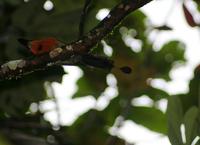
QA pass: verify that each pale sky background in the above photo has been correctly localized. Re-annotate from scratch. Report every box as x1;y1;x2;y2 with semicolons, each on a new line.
36;0;200;145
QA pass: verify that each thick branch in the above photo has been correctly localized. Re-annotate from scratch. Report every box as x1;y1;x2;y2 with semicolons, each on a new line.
0;0;153;81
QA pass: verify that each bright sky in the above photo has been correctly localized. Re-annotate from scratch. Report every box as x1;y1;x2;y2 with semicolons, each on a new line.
37;0;200;145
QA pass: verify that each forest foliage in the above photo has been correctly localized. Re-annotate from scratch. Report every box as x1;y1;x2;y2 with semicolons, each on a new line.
0;0;200;145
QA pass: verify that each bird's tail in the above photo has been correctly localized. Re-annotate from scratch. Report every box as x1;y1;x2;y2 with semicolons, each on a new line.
80;54;132;74
18;38;30;48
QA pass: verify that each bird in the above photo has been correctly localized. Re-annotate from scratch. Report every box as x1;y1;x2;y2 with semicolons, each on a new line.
18;37;65;55
18;37;132;74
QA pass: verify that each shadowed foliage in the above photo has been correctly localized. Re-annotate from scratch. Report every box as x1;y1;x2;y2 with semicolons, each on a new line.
0;0;200;145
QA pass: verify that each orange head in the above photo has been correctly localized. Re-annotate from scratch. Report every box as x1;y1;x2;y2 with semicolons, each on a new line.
30;37;61;55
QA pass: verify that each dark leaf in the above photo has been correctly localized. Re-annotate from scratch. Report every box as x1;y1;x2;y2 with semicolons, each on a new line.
184;107;199;145
128;106;167;134
167;96;183;145
73;68;108;98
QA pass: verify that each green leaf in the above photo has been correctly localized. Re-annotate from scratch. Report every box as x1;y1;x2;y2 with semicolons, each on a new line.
103;97;122;125
143;87;170;101
167;96;184;145
187;66;200;109
184;106;199;145
179;65;200;113
69;109;115;145
73;68;108;98
128;106;167;134
160;41;185;61
73;76;96;97
193;0;200;12
0;134;10;145
149;40;186;80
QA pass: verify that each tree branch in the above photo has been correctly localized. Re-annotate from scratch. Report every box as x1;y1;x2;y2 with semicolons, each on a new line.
0;0;153;81
79;0;93;38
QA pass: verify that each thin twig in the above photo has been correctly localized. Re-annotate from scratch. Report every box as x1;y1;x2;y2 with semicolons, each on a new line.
79;0;93;38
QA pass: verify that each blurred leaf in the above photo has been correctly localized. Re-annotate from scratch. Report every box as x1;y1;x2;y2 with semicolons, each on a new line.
183;106;199;145
189;65;200;107
167;96;183;145
3;130;48;145
179;65;200;113
69;109;125;145
149;40;185;80
0;134;11;145
73;68;108;98
193;0;200;12
128;106;167;134
142;87;170;101
70;109;108;143
122;10;147;40
158;40;185;64
103;97;122;125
